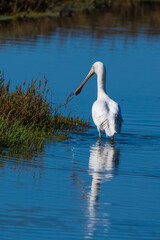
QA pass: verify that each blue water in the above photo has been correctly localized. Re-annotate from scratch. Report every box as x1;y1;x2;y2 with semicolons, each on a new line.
0;13;160;239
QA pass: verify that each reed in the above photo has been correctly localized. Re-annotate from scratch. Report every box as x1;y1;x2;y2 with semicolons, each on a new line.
0;72;89;150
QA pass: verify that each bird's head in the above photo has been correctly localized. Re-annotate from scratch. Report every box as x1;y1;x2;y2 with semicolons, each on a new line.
92;61;105;75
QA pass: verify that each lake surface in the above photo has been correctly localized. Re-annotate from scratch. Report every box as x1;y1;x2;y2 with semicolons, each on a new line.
0;9;160;240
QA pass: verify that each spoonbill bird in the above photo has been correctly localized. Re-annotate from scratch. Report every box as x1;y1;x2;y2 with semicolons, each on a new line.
74;61;123;139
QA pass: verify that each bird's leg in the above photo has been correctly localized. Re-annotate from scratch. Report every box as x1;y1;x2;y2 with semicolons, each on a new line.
98;129;102;139
111;136;114;143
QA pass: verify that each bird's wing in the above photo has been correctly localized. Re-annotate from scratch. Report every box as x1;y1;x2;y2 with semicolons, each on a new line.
92;100;112;135
92;100;123;136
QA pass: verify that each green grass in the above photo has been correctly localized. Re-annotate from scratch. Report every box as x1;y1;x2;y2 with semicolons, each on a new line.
0;117;45;149
0;72;89;151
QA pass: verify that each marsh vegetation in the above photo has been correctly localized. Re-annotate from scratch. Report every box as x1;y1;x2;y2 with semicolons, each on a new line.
0;73;89;150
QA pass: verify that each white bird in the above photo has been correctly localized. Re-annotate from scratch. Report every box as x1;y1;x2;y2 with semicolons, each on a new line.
74;61;123;140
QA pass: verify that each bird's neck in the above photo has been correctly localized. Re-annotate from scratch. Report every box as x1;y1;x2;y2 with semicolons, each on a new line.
97;71;107;99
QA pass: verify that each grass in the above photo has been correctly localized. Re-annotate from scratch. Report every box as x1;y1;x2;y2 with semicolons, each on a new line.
0;72;89;150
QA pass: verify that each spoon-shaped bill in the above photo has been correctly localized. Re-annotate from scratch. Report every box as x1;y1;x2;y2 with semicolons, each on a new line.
74;67;95;95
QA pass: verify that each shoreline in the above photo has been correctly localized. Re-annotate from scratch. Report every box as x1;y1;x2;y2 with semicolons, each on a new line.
0;1;160;21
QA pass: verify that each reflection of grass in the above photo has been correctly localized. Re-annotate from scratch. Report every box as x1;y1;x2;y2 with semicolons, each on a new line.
0;0;160;19
0;72;89;150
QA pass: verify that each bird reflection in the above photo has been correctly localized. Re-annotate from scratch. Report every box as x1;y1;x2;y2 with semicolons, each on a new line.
86;140;120;238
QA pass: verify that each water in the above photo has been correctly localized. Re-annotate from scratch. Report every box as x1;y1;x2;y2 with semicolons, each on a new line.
0;10;160;240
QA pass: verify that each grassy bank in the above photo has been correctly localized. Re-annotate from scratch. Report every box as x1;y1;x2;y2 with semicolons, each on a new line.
0;0;160;20
0;73;89;150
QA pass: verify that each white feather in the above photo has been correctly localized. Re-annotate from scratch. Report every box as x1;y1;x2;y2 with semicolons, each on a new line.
92;97;122;137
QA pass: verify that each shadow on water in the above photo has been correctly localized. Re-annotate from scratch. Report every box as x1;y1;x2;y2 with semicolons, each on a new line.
86;140;120;238
70;136;120;238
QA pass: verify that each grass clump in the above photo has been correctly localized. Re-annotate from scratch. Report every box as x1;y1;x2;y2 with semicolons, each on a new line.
0;75;52;126
0;72;89;150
